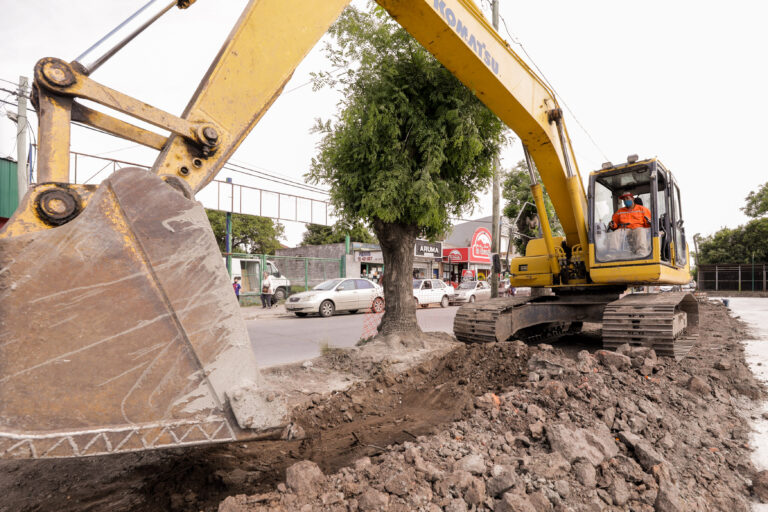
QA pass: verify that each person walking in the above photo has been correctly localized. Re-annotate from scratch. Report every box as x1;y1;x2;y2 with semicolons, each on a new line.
261;271;274;309
233;276;242;302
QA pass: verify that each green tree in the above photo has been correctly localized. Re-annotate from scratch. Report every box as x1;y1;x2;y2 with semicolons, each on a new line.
301;220;376;246
742;181;768;218
502;160;562;254
206;209;285;255
698;218;768;264
308;5;506;335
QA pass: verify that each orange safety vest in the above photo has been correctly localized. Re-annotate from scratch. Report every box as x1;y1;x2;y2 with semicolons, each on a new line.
611;204;651;230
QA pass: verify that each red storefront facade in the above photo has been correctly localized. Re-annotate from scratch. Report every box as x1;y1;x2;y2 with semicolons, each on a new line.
442;227;493;282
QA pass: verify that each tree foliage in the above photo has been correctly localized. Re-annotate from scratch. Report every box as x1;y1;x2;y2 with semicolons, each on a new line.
698;218;768;264
206;209;284;255
309;5;506;239
698;182;768;264
308;4;506;335
502;160;562;254
301;220;377;246
742;181;768;218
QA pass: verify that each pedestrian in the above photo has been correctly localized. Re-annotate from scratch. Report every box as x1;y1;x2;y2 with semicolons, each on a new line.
261;271;274;309
233;276;241;302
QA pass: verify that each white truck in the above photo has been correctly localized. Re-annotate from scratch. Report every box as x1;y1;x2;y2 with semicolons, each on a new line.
225;257;291;301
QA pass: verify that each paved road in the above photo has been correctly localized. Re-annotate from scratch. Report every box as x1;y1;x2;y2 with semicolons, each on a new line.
247;305;459;368
713;297;768;481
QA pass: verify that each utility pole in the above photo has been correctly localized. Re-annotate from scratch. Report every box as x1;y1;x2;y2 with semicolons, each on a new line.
490;0;501;298
16;76;29;201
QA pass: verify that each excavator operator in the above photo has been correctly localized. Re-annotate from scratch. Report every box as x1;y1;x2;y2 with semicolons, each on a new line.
607;192;652;256
609;192;651;231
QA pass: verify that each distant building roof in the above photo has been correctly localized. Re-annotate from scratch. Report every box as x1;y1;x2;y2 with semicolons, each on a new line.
444;216;511;248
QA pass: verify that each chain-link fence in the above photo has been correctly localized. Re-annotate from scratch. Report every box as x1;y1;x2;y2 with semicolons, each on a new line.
698;263;768;291
226;253;344;302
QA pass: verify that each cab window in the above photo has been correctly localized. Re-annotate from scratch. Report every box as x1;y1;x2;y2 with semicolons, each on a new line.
592;166;653;262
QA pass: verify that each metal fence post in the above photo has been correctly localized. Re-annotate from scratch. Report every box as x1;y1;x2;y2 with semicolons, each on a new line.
715;265;718;291
305;258;309;291
340;255;345;278
738;265;741;292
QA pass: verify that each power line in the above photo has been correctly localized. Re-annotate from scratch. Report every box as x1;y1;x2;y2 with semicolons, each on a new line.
226;160;327;193
477;7;611;164
222;166;329;196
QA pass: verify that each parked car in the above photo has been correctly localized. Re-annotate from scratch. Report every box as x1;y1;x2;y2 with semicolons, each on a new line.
451;280;492;304
285;278;384;318
226;257;291;300
413;279;455;308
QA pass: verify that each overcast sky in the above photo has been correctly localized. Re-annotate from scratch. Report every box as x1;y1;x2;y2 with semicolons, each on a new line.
1;0;766;247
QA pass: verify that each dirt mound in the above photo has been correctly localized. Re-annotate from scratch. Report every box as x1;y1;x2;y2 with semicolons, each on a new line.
217;300;766;511
1;300;764;512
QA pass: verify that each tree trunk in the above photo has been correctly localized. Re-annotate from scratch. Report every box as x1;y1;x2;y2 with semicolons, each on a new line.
372;219;422;336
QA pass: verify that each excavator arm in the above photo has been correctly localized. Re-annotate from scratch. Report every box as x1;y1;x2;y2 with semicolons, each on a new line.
0;0;588;459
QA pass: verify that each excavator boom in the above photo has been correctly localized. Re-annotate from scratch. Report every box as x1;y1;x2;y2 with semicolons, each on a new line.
0;0;695;459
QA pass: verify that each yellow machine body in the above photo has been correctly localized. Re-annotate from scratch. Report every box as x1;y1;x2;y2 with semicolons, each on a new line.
0;0;692;459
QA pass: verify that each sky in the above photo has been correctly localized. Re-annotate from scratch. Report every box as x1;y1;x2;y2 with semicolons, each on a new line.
1;0;767;247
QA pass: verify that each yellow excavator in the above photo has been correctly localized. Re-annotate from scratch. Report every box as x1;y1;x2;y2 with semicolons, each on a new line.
0;0;696;459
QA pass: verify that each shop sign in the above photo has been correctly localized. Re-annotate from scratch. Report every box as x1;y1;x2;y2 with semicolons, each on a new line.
462;269;475;279
443;247;468;263
414;239;442;258
355;250;383;263
470;227;491;263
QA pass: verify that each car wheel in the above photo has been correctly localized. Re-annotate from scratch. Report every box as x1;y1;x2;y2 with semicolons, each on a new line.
469;295;476;303
295;312;308;317
421;304;429;308
273;288;286;301
348;309;358;314
319;300;335;318
440;295;449;308
372;297;385;313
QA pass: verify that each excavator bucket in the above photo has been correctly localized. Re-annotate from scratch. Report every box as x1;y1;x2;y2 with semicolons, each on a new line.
0;168;286;459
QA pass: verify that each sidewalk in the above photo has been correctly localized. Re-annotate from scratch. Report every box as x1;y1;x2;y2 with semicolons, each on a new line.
240;303;291;320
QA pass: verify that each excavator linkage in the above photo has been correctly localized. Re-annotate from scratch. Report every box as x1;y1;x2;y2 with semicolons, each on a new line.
0;169;286;459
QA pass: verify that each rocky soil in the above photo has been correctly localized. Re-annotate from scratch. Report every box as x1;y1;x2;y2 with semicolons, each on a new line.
219;299;766;512
1;299;765;512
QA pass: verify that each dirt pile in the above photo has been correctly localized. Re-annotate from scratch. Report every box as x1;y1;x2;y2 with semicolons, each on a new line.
217;300;766;511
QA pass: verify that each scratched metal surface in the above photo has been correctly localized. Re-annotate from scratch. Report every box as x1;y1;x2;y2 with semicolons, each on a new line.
0;169;276;458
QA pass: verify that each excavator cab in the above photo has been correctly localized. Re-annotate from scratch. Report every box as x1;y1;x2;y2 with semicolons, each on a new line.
588;157;691;284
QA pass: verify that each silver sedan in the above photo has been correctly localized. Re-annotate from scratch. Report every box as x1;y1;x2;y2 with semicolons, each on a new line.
285;278;385;318
451;280;492;304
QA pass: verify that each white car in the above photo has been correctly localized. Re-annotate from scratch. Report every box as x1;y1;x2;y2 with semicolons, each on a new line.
413;279;454;308
451;280;492;304
286;278;384;317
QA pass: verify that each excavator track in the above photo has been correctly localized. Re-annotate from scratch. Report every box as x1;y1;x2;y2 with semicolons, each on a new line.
454;291;699;360
602;292;699;360
453;297;535;344
453;292;614;345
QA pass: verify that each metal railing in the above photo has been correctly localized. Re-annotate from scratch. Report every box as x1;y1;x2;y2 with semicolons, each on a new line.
226;252;344;297
698;263;768;292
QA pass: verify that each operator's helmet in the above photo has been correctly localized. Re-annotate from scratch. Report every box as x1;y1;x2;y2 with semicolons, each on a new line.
619;192;634;201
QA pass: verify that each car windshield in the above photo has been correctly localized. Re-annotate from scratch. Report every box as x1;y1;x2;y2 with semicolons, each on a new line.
413;280;423;289
314;279;343;291
458;282;476;290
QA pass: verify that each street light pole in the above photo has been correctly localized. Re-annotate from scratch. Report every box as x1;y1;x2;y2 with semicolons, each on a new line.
490;0;501;299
